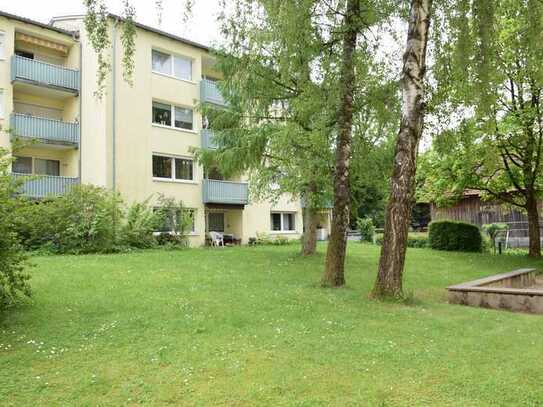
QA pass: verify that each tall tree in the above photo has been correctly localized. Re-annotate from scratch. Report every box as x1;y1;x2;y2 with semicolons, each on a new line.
321;0;361;287
372;0;433;298
423;0;543;258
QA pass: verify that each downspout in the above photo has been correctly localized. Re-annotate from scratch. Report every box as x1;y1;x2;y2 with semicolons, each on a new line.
112;20;117;192
78;36;82;184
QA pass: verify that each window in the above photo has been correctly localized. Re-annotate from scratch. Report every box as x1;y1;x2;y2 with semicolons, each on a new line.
12;156;32;174
208;212;225;232
15;50;34;59
155;207;196;233
270;212;296;232
11;156;60;176
34;159;60;176
152;155;194;181
152;101;193;131
152;49;192;81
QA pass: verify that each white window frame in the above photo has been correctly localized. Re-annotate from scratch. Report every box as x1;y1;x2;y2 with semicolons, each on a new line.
152;153;196;184
152;100;195;133
151;48;194;82
270;212;297;233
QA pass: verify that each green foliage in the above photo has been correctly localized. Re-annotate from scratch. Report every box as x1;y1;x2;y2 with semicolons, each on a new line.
482;223;509;254
428;221;482;253
153;195;193;248
375;233;429;248
356;217;375;242
121;199;160;249
14;187;191;254
0;147;31;310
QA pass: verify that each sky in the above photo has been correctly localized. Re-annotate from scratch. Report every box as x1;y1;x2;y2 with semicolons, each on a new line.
0;0;222;47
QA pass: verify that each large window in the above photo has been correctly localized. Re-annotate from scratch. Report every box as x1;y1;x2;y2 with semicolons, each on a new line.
208;212;225;232
152;49;192;81
12;156;59;176
271;212;296;232
152;155;194;181
152;101;193;131
12;156;32;174
155;207;196;233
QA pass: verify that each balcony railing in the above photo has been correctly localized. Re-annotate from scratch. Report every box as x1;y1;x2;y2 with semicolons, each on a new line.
203;179;249;205
11;55;80;93
201;129;218;149
10;113;79;146
200;79;227;106
11;173;79;199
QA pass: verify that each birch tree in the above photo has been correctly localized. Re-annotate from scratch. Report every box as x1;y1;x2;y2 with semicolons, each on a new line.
372;0;433;298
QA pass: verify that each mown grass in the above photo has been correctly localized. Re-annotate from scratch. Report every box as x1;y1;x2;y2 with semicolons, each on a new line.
1;243;543;406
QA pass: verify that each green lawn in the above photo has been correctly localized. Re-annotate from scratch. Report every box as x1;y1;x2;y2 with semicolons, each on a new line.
1;244;543;406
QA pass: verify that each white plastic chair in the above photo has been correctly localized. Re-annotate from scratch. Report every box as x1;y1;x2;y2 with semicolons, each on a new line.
209;231;224;247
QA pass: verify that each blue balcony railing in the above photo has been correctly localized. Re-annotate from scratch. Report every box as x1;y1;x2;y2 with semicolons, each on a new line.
11;173;79;199
11;55;80;93
200;79;227;106
203;179;249;205
10;113;79;146
201;129;217;149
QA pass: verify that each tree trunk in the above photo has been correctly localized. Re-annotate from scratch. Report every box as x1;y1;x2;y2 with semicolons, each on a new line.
301;206;319;256
372;0;432;299
321;0;360;287
526;193;541;258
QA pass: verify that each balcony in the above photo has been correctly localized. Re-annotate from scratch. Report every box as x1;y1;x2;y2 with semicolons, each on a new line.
201;129;218;149
203;179;249;205
11;173;79;199
10;113;79;147
11;55;80;95
200;79;227;106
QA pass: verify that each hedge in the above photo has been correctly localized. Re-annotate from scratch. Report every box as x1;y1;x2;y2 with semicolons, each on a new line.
374;233;429;248
428;220;482;252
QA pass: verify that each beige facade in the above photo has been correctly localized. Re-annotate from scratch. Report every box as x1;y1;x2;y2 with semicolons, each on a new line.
0;11;330;246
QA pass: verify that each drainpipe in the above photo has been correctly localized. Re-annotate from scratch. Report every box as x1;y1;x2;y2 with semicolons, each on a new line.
78;38;82;184
111;20;117;192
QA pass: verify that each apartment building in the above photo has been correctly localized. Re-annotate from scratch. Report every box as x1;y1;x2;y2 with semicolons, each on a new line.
0;11;331;246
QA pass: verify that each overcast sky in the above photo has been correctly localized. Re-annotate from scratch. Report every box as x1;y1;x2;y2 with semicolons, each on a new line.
0;0;222;47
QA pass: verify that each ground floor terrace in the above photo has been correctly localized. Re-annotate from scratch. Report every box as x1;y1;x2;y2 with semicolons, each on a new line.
1;243;542;405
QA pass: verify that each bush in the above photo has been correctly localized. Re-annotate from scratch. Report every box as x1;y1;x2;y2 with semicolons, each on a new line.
374;233;429;248
14;187;192;254
0;148;31;310
356;217;375;242
428;220;482;252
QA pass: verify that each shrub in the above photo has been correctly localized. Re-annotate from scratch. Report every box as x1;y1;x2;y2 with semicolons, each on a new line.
428;220;482;252
356;217;375;242
153;195;193;248
121;199;160;249
0;148;31;310
374;233;429;248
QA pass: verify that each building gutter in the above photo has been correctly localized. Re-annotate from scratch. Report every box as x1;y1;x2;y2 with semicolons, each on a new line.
111;21;117;192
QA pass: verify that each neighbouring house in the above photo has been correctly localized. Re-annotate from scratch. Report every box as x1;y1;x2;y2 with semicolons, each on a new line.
430;191;543;248
0;10;331;246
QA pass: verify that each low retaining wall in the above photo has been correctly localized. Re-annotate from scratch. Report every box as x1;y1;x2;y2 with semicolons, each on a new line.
448;268;543;314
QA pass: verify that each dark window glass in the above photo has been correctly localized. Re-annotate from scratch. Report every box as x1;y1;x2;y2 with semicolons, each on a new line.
174;106;193;130
34;159;60;176
152;102;171;126
12;156;32;174
208;212;225;232
271;213;282;231
283;213;295;231
175;158;193;180
153;155;172;178
15;50;34;59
